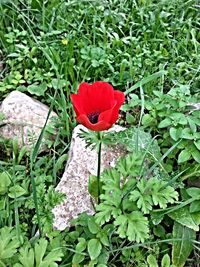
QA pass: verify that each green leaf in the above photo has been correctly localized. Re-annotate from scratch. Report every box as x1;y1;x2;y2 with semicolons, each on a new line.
97;232;109;247
88;217;99;234
158;118;172;128
0;227;20;260
170;113;187;125
95;168;122;225
75;238;87;253
26;238;63;267
187;117;197;132
15;238;63;267
168;206;199;231
95;203;113;225
172;222;195;267
8;185;26;198
194;140;200;150
161;254;170;267
129;178;178;214
126;113;135;124
87;239;102;260
114;211;149;242
54;154;68;173
178;149;191;164
181;128;194;140
191;212;200;225
169;128;182;141
190;200;200;213
109;127;161;159
0;172;11;194
142;114;154;126
14;246;35;267
72;253;85;264
147;254;158;267
191;148;200;163
27;83;47;96
88;175;99;198
35;239;48;266
186;187;200;199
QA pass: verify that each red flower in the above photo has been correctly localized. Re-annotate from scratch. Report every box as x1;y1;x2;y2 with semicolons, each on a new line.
71;81;125;131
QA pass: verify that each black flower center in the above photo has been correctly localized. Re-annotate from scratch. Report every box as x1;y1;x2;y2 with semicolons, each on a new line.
88;112;99;124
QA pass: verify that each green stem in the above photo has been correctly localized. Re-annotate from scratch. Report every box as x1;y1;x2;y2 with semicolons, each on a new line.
30;161;42;237
97;132;102;204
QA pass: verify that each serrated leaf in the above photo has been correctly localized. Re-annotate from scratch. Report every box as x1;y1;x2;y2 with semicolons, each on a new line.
0;227;20;260
114;211;149;242
129;178;178;214
14;246;35;267
35;239;48;266
95;203;120;225
15;238;63;267
172;222;195;267
87;239;102;260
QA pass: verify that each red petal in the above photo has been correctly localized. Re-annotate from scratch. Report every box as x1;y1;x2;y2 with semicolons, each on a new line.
86;81;115;112
114;90;125;106
77;114;111;131
70;94;85;116
76;82;93;114
98;90;125;125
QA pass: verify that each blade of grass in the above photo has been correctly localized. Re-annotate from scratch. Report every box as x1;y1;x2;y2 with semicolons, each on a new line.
124;70;166;95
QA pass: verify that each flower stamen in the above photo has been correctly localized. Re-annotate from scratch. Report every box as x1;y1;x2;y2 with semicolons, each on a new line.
88;112;99;124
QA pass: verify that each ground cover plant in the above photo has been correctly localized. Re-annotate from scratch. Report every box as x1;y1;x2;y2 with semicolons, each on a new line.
0;0;200;266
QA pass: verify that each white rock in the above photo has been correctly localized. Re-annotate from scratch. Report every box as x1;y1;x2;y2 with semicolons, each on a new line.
0;90;57;148
53;124;126;230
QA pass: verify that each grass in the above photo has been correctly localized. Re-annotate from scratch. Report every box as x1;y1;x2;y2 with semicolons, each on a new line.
0;0;200;266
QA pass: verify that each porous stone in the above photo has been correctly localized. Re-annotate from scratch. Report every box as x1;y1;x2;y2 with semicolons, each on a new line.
53;124;126;230
0;90;58;148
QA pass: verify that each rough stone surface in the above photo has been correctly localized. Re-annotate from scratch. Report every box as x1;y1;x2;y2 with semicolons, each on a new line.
53;124;126;230
0;90;58;147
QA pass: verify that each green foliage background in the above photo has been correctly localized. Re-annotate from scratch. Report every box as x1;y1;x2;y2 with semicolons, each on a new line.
0;0;200;266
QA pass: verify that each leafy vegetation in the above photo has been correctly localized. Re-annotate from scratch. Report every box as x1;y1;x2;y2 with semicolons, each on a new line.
0;0;200;266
